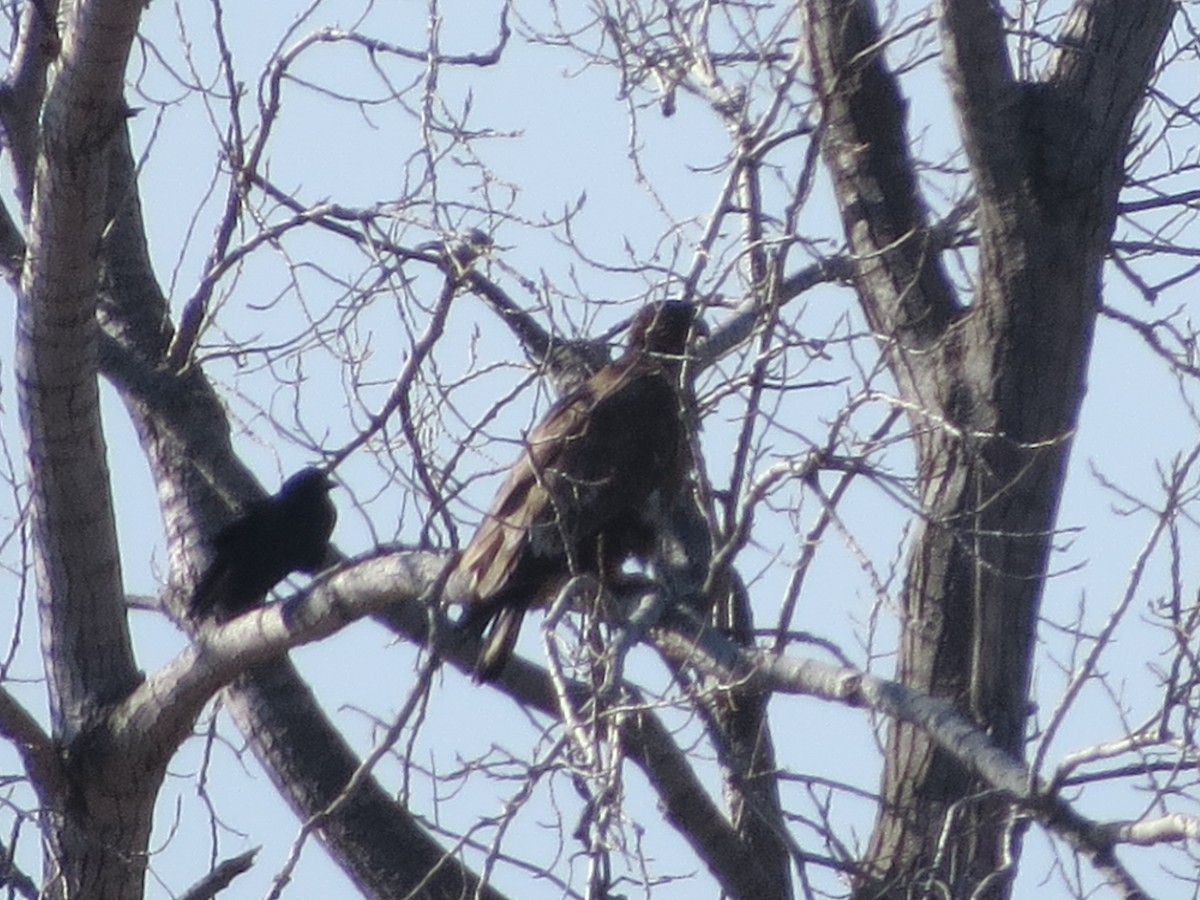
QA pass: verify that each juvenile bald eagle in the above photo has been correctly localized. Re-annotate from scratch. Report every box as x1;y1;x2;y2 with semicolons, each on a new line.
450;301;702;681
190;467;337;620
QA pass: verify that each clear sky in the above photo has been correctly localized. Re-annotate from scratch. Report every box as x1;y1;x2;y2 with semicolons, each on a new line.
1;2;1196;898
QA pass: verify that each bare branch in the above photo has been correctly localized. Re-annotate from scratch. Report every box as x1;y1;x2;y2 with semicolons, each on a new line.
177;848;257;900
652;609;1153;897
113;551;446;754
0;685;62;800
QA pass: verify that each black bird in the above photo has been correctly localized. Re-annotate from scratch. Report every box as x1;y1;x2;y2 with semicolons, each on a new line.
190;467;337;620
449;301;702;681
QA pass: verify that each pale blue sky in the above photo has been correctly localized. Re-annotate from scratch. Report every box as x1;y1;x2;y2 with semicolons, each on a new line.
1;2;1197;898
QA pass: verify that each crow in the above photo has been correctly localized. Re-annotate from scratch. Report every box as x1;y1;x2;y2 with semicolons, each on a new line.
190;467;337;620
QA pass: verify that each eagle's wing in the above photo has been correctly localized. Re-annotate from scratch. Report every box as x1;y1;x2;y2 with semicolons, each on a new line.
452;378;597;604
454;357;681;603
452;346;687;682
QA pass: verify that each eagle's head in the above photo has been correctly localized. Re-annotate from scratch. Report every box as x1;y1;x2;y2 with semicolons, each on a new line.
628;301;706;357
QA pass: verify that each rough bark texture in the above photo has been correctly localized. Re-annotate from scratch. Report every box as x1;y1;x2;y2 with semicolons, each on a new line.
14;1;151;896
803;0;1175;896
19;0;141;739
96;130;506;897
705;577;794;899
223;659;500;900
2;0;1182;896
3;6;503;890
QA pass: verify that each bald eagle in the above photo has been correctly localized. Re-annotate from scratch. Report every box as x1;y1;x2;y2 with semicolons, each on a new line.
450;301;702;681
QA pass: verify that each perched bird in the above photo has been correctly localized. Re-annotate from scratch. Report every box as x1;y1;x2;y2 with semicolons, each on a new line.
416;229;493;273
190;467;337;620
449;301;703;681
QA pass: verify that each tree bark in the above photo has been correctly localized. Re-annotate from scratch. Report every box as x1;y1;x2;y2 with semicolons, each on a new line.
705;576;794;899
803;0;1175;896
96;137;507;896
223;658;501;900
14;1;152;896
18;0;142;739
4;1;1183;895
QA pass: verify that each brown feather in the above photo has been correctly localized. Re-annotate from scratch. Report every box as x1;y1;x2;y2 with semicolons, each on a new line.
450;301;701;681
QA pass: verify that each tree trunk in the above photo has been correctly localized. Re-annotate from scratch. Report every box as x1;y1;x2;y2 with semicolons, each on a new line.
19;0;143;738
16;1;154;896
42;750;164;900
803;0;1175;895
96;116;503;898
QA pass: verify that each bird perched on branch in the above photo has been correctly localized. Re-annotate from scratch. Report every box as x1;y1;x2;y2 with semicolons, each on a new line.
449;301;704;682
416;228;493;275
190;467;337;620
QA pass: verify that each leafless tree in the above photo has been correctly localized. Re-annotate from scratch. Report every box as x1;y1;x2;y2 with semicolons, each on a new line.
1;1;1198;898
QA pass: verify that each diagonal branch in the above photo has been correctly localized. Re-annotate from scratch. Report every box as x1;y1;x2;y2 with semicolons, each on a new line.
373;597;784;900
938;0;1025;206
94;118;501;899
804;0;960;347
111;552;447;752
126;551;1165;900
0;0;61;207
112;550;506;900
0;685;63;802
177;848;257;900
651;609;1154;898
111;546;764;899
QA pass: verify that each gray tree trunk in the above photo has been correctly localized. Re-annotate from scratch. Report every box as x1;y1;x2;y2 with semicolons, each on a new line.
14;1;151;896
803;0;1175;896
8;0;501;895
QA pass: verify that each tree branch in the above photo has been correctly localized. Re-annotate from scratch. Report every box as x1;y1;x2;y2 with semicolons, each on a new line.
0;0;61;207
938;0;1025;205
177;848;257;900
372;597;785;900
1048;0;1176;204
0;685;63;801
17;0;145;737
651;609;1155;898
123;547;1169;900
112;552;446;753
803;0;959;346
93;128;504;896
0;838;38;900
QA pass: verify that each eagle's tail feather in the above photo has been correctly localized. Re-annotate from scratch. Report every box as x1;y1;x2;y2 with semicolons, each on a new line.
473;605;525;683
